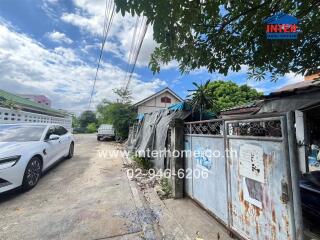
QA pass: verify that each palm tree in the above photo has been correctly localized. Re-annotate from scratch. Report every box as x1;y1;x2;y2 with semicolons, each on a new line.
187;80;214;120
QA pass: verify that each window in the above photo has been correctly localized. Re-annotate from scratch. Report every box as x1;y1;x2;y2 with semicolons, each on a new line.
45;126;59;140
161;96;171;103
57;126;68;135
0;125;46;142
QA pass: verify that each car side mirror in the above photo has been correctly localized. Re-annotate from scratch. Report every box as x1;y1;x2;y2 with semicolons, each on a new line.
49;134;60;141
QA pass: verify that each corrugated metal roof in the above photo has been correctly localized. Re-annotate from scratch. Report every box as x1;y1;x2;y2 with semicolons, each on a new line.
269;79;320;96
0;89;67;117
221;101;260;111
220;100;263;114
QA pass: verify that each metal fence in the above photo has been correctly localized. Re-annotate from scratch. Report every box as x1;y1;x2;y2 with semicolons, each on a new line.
184;115;299;240
0;107;72;131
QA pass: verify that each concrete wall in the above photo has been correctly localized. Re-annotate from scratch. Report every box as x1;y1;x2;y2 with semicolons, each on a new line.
0;106;72;131
137;92;181;114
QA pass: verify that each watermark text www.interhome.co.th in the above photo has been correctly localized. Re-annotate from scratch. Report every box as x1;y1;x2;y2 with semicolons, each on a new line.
97;148;237;160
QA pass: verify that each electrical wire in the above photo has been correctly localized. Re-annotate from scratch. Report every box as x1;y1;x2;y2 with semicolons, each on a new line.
123;15;140;86
88;0;116;109
124;17;148;91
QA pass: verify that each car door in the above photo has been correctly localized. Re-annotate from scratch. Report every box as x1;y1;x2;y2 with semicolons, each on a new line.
43;126;62;169
56;126;71;156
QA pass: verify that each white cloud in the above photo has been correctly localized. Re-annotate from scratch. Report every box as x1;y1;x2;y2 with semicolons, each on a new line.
47;0;59;4
0;22;164;114
189;64;249;76
161;60;180;70
60;0;159;68
284;72;304;84
189;67;208;75
47;31;73;44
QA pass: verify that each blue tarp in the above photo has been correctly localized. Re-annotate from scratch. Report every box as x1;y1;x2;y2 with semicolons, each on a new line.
168;102;216;120
168;102;191;111
136;113;144;121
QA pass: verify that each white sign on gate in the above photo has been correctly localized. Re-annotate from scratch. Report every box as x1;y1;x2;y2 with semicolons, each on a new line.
239;143;265;183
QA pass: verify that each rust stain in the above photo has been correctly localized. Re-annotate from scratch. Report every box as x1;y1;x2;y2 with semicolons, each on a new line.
239;190;244;202
256;223;260;236
254;205;261;237
269;206;277;240
284;214;290;237
254;205;261;217
241;198;263;234
263;153;274;176
242;201;250;225
271;224;277;240
272;209;276;223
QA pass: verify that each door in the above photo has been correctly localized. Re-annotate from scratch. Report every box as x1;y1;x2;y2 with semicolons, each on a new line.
184;116;300;240
56;125;71;156
43;126;62;169
225;116;296;240
184;120;229;224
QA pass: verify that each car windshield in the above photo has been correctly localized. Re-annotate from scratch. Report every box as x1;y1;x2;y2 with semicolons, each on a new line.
99;125;113;130
0;125;46;142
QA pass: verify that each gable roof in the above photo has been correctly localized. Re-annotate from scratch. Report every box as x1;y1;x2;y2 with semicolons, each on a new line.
0;89;67;117
133;87;183;107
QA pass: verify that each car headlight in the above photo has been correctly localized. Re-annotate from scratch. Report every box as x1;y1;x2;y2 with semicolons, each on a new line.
0;155;21;170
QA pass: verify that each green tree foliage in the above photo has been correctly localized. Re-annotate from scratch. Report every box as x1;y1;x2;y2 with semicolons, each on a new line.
86;123;97;133
79;110;97;129
72;115;80;129
114;1;320;79
187;80;214;120
207;80;263;112
113;87;132;104
97;101;136;139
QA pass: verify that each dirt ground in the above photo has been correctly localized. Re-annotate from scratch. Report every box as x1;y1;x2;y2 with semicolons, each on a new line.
0;134;148;240
0;134;234;240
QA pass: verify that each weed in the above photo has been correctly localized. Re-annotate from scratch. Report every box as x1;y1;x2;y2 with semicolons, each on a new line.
132;155;152;170
158;177;172;199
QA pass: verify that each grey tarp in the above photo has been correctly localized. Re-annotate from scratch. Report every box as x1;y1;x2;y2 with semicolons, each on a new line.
135;111;162;153
153;110;190;169
128;109;190;169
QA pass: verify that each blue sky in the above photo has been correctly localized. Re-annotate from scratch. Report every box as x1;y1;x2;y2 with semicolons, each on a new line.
0;0;303;114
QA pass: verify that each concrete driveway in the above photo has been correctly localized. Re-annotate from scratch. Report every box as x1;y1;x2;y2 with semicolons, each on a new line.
0;134;145;240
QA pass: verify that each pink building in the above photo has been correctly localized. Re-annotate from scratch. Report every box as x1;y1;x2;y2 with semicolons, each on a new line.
19;94;52;107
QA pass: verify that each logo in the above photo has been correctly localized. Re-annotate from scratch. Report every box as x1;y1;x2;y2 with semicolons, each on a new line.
264;12;299;40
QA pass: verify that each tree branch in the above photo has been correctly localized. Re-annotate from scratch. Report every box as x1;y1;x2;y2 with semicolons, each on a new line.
218;0;272;33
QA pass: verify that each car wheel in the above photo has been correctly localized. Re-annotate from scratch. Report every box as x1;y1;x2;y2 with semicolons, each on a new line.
22;156;42;191
97;136;101;141
66;142;74;159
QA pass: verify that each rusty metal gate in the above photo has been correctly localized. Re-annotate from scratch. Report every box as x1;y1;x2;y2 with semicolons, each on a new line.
184;115;300;240
184;119;229;224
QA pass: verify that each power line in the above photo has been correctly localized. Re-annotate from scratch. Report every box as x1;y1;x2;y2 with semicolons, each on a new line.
88;0;116;110
125;18;148;91
123;15;140;86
